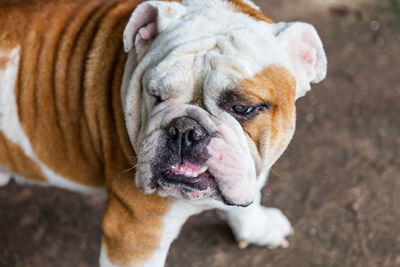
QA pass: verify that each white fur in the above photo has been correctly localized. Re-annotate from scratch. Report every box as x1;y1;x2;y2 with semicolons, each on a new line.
0;47;105;196
121;1;326;206
242;0;260;10
122;0;301;206
222;173;293;249
225;192;293;248
276;22;327;99
0;165;12;186
123;1;187;54
122;0;296;146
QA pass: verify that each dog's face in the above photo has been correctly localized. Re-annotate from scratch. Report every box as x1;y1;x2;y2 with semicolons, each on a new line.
121;0;326;207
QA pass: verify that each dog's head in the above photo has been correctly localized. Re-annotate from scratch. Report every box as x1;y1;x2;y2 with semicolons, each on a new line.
121;0;326;207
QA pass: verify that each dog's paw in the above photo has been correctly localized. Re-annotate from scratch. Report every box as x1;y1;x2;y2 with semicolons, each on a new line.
228;207;293;249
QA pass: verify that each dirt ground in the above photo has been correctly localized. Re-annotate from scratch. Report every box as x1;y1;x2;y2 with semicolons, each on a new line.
1;0;400;266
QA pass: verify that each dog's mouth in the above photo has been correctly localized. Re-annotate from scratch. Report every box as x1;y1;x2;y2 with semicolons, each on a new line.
157;162;218;198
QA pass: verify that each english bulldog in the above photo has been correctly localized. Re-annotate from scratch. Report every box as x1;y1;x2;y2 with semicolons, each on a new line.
0;0;327;266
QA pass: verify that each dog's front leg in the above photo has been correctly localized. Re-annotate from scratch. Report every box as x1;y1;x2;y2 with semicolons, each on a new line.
100;189;200;267
225;193;293;249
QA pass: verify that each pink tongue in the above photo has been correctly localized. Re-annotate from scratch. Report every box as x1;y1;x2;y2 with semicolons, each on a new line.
170;162;204;177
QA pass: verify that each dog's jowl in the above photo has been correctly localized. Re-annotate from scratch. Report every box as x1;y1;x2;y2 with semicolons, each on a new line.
0;0;327;266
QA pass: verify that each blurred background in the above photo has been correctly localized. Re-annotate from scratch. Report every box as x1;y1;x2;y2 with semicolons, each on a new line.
1;0;399;266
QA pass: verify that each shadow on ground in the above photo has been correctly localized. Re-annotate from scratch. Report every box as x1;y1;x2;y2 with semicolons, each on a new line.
1;0;399;266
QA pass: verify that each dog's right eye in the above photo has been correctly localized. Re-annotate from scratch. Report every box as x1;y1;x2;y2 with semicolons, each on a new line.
148;92;163;106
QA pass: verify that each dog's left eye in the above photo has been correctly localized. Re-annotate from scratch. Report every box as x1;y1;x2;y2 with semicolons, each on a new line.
232;105;254;115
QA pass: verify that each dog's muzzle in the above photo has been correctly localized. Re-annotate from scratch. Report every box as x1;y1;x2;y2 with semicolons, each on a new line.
154;116;218;198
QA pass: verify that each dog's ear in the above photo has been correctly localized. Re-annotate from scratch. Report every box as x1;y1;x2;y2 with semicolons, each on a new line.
123;1;186;55
275;22;327;99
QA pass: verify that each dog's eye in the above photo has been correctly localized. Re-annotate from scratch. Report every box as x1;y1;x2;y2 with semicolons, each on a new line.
230;102;273;120
232;105;254;115
148;92;163;106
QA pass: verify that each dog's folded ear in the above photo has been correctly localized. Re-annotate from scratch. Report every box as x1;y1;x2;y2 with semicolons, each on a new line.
123;1;186;55
275;22;327;99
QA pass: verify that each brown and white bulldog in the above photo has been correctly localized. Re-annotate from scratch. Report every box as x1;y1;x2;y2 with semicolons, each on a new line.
0;0;327;266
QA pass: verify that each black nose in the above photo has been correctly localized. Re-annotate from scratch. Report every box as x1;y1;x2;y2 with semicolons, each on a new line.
166;117;208;155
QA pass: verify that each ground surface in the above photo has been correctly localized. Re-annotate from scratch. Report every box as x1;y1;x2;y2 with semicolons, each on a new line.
1;0;400;266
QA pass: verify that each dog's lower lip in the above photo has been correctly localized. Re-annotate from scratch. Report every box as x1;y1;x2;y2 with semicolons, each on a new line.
161;170;217;191
164;171;202;184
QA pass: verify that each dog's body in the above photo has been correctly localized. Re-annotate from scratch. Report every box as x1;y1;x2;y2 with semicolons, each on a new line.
0;0;326;266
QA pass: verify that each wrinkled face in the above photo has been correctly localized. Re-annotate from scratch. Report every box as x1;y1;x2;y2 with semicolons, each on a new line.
122;0;326;207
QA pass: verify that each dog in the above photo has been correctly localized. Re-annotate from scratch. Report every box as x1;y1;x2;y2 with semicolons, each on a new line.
0;0;327;266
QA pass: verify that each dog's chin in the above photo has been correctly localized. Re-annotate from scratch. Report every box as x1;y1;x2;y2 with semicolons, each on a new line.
156;169;219;201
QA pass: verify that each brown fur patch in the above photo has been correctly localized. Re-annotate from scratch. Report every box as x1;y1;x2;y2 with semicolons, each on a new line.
0;58;8;69
239;66;296;163
17;0;109;187
164;0;274;23
102;167;171;265
0;0;172;266
228;0;274;23
0;132;45;182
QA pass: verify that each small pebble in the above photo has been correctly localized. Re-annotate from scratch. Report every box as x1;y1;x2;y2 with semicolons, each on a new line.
370;20;380;31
